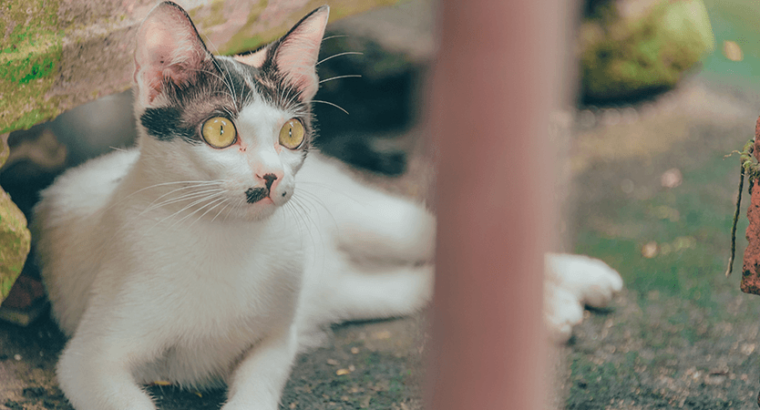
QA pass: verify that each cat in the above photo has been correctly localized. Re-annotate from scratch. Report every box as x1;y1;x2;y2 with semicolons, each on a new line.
32;2;622;410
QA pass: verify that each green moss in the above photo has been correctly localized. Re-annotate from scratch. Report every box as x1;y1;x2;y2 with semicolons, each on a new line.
580;0;715;101
0;0;62;132
216;0;400;56
218;4;269;55
189;0;229;29
0;137;31;303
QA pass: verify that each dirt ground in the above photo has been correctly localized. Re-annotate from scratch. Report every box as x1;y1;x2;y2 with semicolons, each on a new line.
5;1;760;409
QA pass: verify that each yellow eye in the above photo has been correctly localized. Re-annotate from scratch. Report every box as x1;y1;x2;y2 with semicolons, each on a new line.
202;117;237;148
279;119;305;149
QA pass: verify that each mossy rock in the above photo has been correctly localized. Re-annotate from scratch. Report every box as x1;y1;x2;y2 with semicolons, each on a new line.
0;136;31;304
580;0;715;102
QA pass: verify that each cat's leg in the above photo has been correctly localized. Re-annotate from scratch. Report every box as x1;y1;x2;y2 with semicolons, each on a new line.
56;328;161;410
333;194;436;265
334;264;434;321
298;263;433;336
544;253;623;341
222;324;298;410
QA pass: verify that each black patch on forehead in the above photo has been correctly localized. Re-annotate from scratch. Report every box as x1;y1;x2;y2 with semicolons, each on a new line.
214;58;255;107
141;57;254;143
140;106;196;142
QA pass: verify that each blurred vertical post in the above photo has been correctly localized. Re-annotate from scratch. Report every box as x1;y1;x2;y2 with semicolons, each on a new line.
427;0;571;409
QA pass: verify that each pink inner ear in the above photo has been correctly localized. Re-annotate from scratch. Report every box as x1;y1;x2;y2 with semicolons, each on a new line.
134;2;210;105
273;7;329;101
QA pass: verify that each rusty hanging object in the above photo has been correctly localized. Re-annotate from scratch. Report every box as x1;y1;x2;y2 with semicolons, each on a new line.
737;117;760;294
725;116;760;406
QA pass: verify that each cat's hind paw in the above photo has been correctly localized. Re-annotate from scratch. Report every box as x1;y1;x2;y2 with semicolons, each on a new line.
544;253;623;342
547;253;623;309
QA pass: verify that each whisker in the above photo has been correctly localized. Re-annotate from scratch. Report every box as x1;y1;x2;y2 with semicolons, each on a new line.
211;201;231;224
141;188;224;215
322;34;348;42
317;52;363;66
112;180;223;207
185;197;229;229
294;191;339;233
297;181;362;204
149;192;226;231
319;74;362;84
310;100;349;115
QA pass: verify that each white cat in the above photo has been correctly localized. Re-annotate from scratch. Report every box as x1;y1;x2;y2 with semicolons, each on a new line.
32;2;622;410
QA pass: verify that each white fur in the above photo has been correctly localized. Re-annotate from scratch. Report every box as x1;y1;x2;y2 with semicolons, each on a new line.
544;253;624;341
34;136;623;407
34;138;436;409
34;142;623;409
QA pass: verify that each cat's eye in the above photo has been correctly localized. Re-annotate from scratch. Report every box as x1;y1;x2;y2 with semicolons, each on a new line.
202;117;237;148
279;119;305;150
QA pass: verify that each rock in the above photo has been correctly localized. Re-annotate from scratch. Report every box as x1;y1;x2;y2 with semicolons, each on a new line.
580;0;715;102
0;135;31;305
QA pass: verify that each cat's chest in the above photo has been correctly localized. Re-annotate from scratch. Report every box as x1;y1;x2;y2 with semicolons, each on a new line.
110;211;305;333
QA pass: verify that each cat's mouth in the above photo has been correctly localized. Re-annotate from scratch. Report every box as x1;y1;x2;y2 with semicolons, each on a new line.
245;187;271;204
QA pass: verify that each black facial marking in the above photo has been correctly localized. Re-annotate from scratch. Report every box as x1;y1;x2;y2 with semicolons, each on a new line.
246;187;269;204
215;58;256;106
140;106;196;142
140;32;315;151
262;173;277;191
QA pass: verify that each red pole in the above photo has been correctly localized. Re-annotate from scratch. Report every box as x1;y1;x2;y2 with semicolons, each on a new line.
427;0;571;408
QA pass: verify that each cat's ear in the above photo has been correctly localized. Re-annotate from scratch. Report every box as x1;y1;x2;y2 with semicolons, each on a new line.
268;6;330;102
133;1;213;106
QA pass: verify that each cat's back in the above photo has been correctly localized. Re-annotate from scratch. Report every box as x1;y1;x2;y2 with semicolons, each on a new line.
36;148;139;221
34;148;139;334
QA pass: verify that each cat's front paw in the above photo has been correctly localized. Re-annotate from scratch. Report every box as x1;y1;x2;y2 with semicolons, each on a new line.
544;282;584;342
544;253;623;342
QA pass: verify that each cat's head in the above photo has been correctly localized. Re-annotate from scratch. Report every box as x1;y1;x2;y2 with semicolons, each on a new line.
132;1;328;221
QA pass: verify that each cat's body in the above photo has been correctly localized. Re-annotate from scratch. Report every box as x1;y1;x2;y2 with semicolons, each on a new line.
35;146;433;391
33;2;621;410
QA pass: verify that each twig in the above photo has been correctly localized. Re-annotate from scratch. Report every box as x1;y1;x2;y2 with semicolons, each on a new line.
726;164;745;277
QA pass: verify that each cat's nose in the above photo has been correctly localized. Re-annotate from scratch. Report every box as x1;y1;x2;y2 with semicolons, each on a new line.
262;173;277;191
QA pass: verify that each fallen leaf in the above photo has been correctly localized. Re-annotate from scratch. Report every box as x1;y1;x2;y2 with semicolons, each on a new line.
351;347;360;354
741;343;756;356
336;369;351;376
660;168;682;189
724;40;743;62
326;359;339;366
372;330;391;340
642;241;658;258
